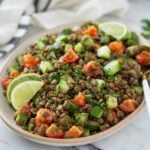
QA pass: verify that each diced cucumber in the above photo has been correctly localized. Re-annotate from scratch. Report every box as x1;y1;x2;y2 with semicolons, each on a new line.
81;35;94;47
85;94;93;101
56;35;68;43
65;44;73;52
35;40;45;50
67;100;79;112
96;79;105;90
100;35;110;44
74;42;85;53
58;78;69;93
83;128;90;136
75;113;88;126
97;46;111;59
61;28;72;35
90;106;104;118
7;64;20;74
15;113;28;126
36;53;44;60
106;95;118;109
16;54;23;65
53;35;68;49
39;61;53;73
132;86;143;95
104;60;122;76
49;51;56;58
28;123;35;132
86;121;100;131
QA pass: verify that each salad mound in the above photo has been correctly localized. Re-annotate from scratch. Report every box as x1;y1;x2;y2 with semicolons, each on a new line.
1;22;150;139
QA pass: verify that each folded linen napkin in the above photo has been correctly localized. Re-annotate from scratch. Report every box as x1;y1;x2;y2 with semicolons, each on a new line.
0;0;128;58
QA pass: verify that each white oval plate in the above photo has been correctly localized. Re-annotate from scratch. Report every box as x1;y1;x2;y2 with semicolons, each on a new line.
0;21;147;146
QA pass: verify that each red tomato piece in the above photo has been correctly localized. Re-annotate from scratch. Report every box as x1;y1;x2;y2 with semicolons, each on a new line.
23;54;39;69
65;126;82;138
119;99;137;113
35;108;53;127
1;77;11;89
10;70;20;79
63;49;79;63
46;124;64;138
82;61;100;77
136;52;150;65
71;92;87;107
82;25;99;39
108;41;125;53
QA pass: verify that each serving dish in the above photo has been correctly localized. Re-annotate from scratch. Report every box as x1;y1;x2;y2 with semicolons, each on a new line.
0;21;147;146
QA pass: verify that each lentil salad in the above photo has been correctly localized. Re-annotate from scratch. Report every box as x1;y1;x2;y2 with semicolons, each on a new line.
1;22;150;139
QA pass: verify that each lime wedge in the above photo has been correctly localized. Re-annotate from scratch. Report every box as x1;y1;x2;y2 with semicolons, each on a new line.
11;81;43;110
99;22;128;40
6;73;42;103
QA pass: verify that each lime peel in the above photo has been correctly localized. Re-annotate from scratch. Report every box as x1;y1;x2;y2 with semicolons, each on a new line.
99;21;128;40
11;80;43;110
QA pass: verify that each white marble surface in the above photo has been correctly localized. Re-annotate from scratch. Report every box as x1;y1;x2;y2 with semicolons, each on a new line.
0;0;150;150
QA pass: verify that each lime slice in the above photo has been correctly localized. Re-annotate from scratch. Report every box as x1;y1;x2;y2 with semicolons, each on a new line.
99;21;128;40
6;73;42;103
11;81;43;110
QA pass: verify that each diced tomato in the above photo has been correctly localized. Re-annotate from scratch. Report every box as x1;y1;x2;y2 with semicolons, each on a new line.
82;25;99;39
46;124;64;139
63;49;79;63
10;70;20;79
119;99;137;113
35;108;53;127
82;61;100;77
71;92;87;107
65;126;82;138
108;41;125;53
136;52;150;65
23;54;39;69
1;77;11;89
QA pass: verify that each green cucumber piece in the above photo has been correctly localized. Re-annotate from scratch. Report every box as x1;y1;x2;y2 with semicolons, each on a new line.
39;61;53;73
75;113;88;126
83;128;90;136
61;28;72;35
58;78;69;94
74;42;85;53
67;101;79;112
86;121;100;131
97;46;111;59
53;35;68;49
90;106;104;118
104;60;122;76
15;113;28;126
132;86;143;95
96;79;105;90
81;35;94;47
65;44;73;52
28;123;35;131
35;40;45;50
85;94;93;101
106;95;118;109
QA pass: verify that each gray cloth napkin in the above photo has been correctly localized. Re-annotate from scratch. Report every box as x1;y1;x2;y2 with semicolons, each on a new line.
0;0;129;58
